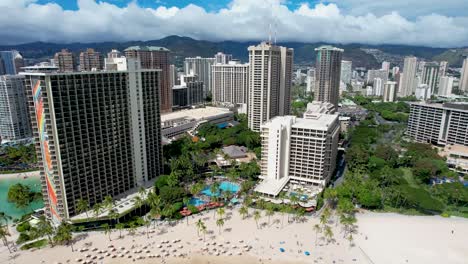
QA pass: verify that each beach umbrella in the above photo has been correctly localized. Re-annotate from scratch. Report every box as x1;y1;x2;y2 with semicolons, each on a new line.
178;245;183;249
105;253;111;256
280;248;285;253
304;251;310;256
146;250;151;253
75;258;82;263
127;255;132;258
92;248;98;252
111;255;116;258
156;254;161;258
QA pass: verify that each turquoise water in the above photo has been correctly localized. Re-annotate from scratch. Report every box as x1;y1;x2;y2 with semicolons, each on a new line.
201;181;240;197
188;197;206;206
0;176;44;221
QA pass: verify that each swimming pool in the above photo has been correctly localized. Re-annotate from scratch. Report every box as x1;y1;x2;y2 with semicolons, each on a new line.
290;192;308;201
201;181;240;197
188;197;206;206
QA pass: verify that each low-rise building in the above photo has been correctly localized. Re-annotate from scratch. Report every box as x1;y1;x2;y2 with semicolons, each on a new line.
161;107;234;139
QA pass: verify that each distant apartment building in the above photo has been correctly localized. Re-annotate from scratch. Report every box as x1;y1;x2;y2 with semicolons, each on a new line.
367;69;388;84
211;60;249;105
407;102;468;147
53;49;75;72
214;52;233;64
0;50;24;75
104;49;127;71
172;74;204;109
383;81;397;102
439;61;448;77
381;61;390;72
399;56;418;97
247;42;293;131
79;48;104;71
373;78;384;96
415;84;431;101
438;76;455;97
184;56;216;95
314;46;343;110
0;75;31;141
460;57;468;92
306;68;316;94
255;113;340;196
21;60;163;222
422;62;440;94
340;60;352;86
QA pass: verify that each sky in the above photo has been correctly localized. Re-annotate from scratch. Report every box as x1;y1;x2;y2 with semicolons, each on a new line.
1;0;468;47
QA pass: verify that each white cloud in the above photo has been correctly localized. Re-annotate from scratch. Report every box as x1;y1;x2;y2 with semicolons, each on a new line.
0;0;467;47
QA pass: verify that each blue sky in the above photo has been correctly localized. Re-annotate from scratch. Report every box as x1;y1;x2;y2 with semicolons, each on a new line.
1;0;468;46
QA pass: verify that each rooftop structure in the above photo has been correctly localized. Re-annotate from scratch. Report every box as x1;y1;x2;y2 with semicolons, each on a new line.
161;107;234;139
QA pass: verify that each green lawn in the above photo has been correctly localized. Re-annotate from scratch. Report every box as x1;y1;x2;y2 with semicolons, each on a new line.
20;239;48;250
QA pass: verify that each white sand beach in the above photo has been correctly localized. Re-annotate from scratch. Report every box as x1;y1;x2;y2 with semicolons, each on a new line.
0;170;40;180
1;210;468;264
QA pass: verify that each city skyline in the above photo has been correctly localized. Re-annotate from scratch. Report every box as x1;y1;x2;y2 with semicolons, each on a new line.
1;0;468;47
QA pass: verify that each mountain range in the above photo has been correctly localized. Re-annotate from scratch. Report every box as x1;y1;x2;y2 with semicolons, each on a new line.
1;36;467;68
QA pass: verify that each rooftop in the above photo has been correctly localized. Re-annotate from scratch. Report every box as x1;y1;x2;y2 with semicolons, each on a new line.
315;45;344;52
411;101;468;112
222;145;248;159
124;46;170;52
161;107;232;122
263;114;338;131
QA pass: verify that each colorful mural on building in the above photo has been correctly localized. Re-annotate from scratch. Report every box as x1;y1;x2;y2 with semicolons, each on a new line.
32;80;61;223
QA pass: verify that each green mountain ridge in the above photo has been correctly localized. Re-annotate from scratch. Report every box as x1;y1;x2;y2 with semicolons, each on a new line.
1;36;466;68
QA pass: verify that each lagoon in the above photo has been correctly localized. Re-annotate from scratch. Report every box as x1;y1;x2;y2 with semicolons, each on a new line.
0;176;44;221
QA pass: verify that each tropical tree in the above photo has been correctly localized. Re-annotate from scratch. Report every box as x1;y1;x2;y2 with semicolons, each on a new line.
109;209;120;225
320;207;331;226
37;215;55;246
0;212;12;233
265;205;274;225
216;217;225;235
76;199;90;221
290;194;299;206
101;223;112;241
183;197;190;225
115;223;125;239
313;224;322;246
239;206;248;219
0;225;11;253
340;214;357;238
195;219;204;237
324;188;338;209
134;196;145;216
324;225;334;244
92;203;103;219
253;210;261;229
190;183;204;197
200;222;207;241
217;207;225;220
54;222;75;252
103;195;114;212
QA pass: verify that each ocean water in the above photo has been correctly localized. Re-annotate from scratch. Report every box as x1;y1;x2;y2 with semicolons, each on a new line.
0;176;44;221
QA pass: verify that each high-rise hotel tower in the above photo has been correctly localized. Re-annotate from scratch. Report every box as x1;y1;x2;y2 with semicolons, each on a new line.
22;59;163;223
247;42;293;131
314;46;343;111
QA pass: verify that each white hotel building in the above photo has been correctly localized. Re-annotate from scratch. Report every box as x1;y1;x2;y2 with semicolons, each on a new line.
255;112;340;197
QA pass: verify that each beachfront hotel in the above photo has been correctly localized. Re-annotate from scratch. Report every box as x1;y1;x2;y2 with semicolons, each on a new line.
255;111;340;197
21;59;163;223
407;102;468;147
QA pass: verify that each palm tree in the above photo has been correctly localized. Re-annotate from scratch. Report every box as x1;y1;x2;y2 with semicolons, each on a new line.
324;188;338;209
239;206;248;219
93;203;103;220
103;195;114;212
183;197;190;225
0;225;11;253
290;195;299;206
115;223;125;239
280;206;288;228
216;218;225;234
101;223;112;241
210;182;220;198
37;215;55;246
324;225;334;244
195;219;204;237
54;222;75;252
200;222;207;241
76;199;90;221
217;207;225;220
265;205;274;225
134;196;145;216
0;212;12;233
320;207;331;226
313;224;321;246
109;209;120;225
253;210;261;229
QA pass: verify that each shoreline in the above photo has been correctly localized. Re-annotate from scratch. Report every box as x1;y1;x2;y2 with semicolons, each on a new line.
0;170;40;180
3;210;468;264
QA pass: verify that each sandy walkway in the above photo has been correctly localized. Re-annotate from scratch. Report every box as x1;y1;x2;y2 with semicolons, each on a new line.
1;210;467;264
0;170;40;180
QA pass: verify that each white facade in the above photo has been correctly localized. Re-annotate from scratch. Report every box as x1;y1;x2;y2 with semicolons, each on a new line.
247;42;293;132
383;81;397;102
460;57;468;92
415;84;431;101
367;69;388;84
392;66;400;76
373;78;383;96
381;61;390;72
214;52;233;64
340;60;352;85
306;68;315;93
400;56;418;97
184;57;216;94
438;76;455;97
212;61;249;105
104;57;127;71
422;62;440;94
255;114;340;196
439;61;448;77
